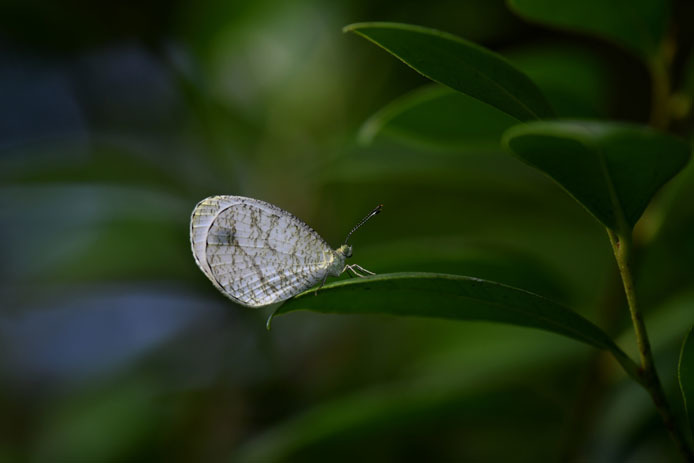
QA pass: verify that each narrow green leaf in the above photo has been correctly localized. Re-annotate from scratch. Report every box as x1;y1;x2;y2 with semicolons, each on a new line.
358;85;517;148
679;326;694;439
344;22;554;121
508;0;669;60
360;46;611;150
273;272;639;380
502;121;691;231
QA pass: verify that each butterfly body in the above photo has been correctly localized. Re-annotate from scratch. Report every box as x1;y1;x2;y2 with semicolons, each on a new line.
190;195;359;307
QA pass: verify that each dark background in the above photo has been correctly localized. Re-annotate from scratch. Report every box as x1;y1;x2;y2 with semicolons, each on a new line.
1;0;693;461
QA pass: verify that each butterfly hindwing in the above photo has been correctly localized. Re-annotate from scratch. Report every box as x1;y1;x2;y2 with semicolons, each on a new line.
190;196;336;307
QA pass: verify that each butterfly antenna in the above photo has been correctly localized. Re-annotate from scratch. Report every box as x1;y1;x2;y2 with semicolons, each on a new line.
344;204;382;244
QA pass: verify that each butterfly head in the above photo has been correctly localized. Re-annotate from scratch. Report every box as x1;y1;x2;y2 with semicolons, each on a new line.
337;244;353;258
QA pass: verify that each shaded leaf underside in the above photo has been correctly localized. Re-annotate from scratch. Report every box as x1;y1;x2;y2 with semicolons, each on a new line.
274;272;639;380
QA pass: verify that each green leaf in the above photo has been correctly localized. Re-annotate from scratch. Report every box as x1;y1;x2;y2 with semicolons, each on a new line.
358;85;517;148
508;45;611;118
359;46;612;150
507;0;669;60
273;272;639;380
679;326;694;439
502;121;691;231
344;22;554;121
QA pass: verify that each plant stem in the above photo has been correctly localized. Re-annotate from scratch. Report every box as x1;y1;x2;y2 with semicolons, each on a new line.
608;229;694;461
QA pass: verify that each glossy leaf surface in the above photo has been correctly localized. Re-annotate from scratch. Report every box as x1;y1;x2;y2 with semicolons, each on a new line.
273;272;638;379
503;121;691;230
344;22;554;121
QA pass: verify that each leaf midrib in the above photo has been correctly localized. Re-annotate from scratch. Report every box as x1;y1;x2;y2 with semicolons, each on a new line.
292;273;612;348
584;125;629;232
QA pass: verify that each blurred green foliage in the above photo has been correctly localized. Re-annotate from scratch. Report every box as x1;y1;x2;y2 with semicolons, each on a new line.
1;0;694;461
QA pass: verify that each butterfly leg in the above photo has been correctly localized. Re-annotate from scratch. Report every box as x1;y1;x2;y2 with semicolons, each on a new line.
351;264;375;275
345;264;372;278
315;272;329;296
341;265;357;278
346;266;364;277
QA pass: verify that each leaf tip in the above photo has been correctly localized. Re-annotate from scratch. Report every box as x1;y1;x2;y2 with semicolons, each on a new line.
265;311;275;331
500;124;522;151
343;23;371;34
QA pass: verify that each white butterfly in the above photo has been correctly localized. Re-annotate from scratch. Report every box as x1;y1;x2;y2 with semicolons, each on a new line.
190;196;381;307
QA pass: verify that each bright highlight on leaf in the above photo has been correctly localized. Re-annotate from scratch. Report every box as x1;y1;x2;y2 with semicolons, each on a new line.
502;121;691;231
344;22;554;121
274;272;640;381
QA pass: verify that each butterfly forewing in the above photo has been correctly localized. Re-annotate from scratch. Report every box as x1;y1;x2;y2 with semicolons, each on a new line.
190;196;336;307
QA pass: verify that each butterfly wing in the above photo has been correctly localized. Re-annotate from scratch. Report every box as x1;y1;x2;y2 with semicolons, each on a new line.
190;196;336;307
